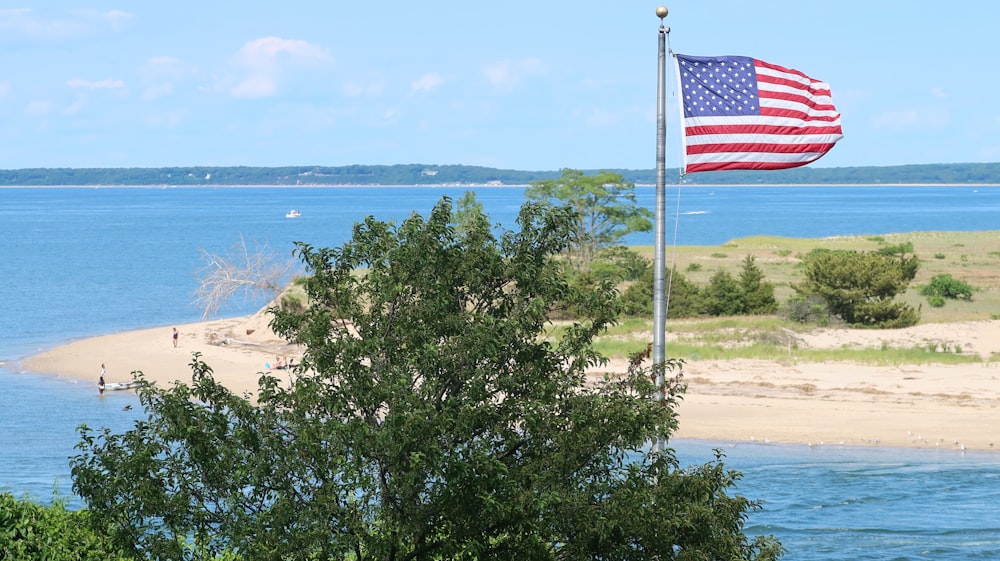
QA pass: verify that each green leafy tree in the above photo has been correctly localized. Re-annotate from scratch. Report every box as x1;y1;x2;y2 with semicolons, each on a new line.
792;248;920;328
738;255;779;315
591;245;650;283
452;190;487;236
72;198;781;561
702;270;744;316
919;273;974;302
0;493;129;560
784;294;833;325
621;267;703;319
525;168;653;273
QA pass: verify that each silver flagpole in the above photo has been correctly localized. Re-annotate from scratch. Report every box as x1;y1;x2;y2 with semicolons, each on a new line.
653;6;669;455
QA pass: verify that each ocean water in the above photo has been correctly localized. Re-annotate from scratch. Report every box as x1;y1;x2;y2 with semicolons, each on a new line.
2;184;999;559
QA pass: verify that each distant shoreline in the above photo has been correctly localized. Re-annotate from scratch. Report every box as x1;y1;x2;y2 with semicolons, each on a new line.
4;162;1000;187
3;183;1000;189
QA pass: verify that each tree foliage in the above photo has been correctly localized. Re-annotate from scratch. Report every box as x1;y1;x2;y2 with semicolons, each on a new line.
702;271;744;316
451;190;488;236
737;255;779;315
700;255;779;317
525;169;653;273
0;493;128;560
591;245;650;282
72;198;780;561
919;273;974;302
621;267;703;319
792;248;920;328
622;255;777;319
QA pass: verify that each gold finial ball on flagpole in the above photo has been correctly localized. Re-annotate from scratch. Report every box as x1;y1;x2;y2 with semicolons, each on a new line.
656;6;668;19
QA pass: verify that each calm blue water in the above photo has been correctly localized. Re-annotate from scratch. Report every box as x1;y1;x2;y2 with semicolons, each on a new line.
2;185;999;559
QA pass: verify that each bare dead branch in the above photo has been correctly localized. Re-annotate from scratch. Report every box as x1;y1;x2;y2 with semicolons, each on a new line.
195;235;299;318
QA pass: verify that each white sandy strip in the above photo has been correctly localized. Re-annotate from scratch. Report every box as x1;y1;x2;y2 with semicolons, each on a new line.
19;313;1000;451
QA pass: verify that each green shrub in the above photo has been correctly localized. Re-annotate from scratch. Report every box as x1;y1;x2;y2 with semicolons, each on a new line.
919;274;974;301
702;270;743;316
784;294;832;325
927;295;945;307
738;254;778;315
0;494;128;560
710;252;727;259
621;267;702;318
280;287;309;312
876;241;914;256
933;253;946;259
686;262;702;272
591;245;649;282
793;248;920;328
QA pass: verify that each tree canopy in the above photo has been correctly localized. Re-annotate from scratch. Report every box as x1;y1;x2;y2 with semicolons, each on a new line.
72;198;781;561
0;493;128;561
793;248;920;328
525;169;653;273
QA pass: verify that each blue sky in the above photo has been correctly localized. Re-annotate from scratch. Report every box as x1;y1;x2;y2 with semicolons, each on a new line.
1;2;995;171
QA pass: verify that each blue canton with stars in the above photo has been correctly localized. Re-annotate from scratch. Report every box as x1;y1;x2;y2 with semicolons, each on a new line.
678;55;760;119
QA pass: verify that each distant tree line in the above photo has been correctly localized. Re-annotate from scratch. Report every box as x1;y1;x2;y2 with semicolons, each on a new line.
4;162;1000;186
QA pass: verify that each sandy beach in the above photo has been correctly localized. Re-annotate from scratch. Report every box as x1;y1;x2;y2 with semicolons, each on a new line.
19;312;1000;451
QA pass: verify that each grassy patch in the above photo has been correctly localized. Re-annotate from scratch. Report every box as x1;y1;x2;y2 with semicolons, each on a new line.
631;231;1000;321
594;232;1000;366
593;319;984;366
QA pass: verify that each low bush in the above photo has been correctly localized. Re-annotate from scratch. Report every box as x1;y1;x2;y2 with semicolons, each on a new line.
919;274;974;301
0;493;128;561
784;294;833;325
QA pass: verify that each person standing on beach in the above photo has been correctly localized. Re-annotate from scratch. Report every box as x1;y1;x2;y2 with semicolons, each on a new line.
172;327;179;348
99;364;106;396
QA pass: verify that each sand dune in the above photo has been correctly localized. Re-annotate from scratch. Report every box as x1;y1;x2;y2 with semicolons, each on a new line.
20;313;1000;451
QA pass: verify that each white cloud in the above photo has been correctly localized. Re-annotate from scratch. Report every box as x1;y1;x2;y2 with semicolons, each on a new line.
482;57;545;90
235;36;330;69
411;73;444;93
228;36;331;99
930;87;948;99
143;110;185;129
872;106;950;131
26;99;51;116
142;83;174;100
342;81;385;98
66;78;126;91
95;9;133;29
64;99;85;115
231;75;278;99
0;8;133;41
140;56;189;100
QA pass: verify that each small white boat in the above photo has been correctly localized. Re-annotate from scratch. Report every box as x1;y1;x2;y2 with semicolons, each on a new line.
101;380;154;392
286;209;301;218
103;381;140;391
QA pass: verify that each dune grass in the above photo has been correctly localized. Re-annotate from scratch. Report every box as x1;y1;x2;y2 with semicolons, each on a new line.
631;230;1000;322
592;316;985;366
594;231;1000;365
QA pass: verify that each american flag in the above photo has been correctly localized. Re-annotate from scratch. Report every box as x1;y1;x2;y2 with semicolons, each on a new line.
675;54;843;173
